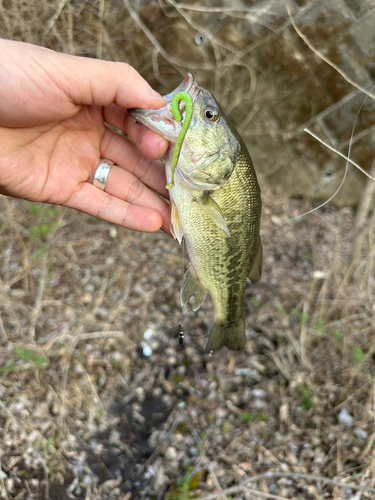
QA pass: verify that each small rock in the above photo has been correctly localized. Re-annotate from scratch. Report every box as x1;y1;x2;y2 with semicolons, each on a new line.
109;429;121;445
82;474;96;487
95;307;108;319
254;399;267;410
354;428;368;440
339;408;354;426
154;465;168;490
5;478;15;494
133;410;145;425
165;447;177;461
235;367;253;377
80;292;92;304
312;270;327;280
135;387;144;400
252;389;267;399
109;227;118;238
141;343;152;357
216;408;227;419
143;328;153;340
209;381;217;391
279;403;289;422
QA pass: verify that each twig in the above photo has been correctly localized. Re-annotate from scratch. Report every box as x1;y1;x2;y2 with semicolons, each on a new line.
286;0;375;101
44;0;68;37
28;252;48;342
0;458;9;500
352;158;375;262
360;429;375;458
123;0;194;70
3;197;33;293
304;129;375;183
97;0;105;59
0;312;8;341
198;487;288;500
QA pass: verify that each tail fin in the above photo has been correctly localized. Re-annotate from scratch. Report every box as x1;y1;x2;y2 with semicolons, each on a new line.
205;318;246;352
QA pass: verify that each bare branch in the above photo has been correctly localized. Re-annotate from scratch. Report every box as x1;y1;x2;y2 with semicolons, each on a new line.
304;128;375;183
286;0;375;101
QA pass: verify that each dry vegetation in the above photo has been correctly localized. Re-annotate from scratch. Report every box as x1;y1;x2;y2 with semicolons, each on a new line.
1;1;375;499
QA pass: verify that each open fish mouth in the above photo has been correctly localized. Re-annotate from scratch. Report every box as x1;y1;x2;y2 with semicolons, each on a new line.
128;73;198;143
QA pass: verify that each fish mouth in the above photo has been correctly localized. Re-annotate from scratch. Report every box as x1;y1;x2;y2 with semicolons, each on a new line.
128;73;198;143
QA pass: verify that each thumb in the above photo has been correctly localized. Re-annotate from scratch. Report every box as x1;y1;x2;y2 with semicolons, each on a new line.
62;55;166;109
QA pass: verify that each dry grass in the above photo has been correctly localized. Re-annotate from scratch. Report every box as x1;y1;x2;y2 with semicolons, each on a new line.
1;191;374;499
1;1;375;499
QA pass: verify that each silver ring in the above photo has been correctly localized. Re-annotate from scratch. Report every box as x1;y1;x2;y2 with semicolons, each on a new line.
93;159;114;191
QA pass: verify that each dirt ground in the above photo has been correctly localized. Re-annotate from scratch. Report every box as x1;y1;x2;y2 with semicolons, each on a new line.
0;186;375;500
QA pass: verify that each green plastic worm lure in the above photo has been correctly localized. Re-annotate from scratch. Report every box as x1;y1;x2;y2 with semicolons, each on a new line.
166;91;193;190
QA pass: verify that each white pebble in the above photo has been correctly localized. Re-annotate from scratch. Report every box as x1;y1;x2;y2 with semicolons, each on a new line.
354;428;368;440
142;344;152;357
165;447;177;461
252;389;267;399
143;328;153;340
339;408;354;426
109;227;117;239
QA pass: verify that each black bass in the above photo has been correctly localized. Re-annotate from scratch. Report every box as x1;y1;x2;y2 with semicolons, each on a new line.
129;74;262;351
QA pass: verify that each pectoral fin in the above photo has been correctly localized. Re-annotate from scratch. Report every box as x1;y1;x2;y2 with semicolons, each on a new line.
170;200;184;244
195;194;231;237
181;264;207;311
199;152;221;170
248;239;262;283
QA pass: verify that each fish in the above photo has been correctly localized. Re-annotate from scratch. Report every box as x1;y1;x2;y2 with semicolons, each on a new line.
129;74;262;352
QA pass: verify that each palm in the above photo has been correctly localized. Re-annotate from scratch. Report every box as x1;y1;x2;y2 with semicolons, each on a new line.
2;105;103;204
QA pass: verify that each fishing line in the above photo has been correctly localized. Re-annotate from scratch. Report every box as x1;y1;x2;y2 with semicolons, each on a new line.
274;86;375;230
178;235;186;346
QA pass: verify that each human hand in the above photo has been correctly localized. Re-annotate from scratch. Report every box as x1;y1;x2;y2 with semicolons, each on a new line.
0;39;171;233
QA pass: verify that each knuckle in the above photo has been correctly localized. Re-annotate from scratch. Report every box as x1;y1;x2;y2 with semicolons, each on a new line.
95;192;112;220
126;177;144;204
134;154;153;181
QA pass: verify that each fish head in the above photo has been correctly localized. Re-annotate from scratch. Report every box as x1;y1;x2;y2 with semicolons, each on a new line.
129;74;241;191
180;86;241;190
128;73;198;143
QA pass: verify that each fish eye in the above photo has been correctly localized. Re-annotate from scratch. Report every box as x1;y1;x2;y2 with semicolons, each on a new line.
204;107;219;122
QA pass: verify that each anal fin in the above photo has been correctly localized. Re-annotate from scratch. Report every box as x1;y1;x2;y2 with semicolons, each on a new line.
181;264;207;311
